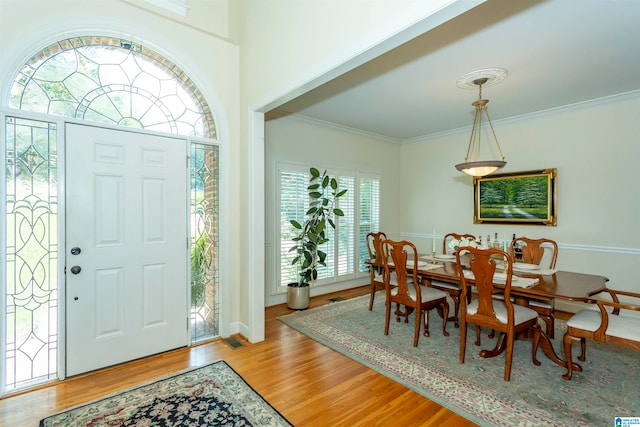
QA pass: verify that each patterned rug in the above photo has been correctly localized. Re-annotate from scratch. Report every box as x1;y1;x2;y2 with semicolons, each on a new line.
279;294;640;427
39;360;292;427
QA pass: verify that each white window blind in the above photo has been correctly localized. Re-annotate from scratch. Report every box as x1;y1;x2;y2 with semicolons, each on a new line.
359;176;381;272
338;176;356;276
276;164;379;291
279;168;310;286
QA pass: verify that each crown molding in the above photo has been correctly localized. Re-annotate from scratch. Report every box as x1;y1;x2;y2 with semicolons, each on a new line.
403;89;640;145
269;110;402;144
143;0;189;16
267;90;639;147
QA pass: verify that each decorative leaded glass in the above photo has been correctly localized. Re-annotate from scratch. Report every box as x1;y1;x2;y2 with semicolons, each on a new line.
190;143;219;341
9;37;216;138
4;116;58;391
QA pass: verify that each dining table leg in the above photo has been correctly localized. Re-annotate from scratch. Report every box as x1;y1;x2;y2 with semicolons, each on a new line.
536;329;583;372
477;329;583;373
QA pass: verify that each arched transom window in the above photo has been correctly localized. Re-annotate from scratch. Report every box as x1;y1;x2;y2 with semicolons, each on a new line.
9;36;216;138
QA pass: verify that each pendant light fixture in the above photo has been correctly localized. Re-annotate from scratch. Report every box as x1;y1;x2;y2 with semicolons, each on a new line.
455;75;506;177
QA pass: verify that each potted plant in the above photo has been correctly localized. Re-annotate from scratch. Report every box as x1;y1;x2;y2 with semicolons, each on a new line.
288;167;347;309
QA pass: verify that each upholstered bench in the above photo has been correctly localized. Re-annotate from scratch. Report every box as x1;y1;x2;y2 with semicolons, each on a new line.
562;288;640;380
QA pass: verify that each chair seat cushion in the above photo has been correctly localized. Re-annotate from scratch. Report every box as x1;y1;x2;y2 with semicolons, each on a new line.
374;271;409;286
390;285;447;303
491;294;552;311
430;280;461;291
467;300;538;325
388;272;411;286
529;299;553;309
567;310;640;341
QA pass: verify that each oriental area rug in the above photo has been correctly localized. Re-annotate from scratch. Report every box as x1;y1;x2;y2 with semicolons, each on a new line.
39;360;292;427
280;294;640;427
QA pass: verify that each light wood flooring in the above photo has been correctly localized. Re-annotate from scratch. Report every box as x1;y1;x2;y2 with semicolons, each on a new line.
0;286;478;426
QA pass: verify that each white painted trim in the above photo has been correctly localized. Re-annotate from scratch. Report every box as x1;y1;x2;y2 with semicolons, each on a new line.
217;132;231;340
401;232;640;255
273;111;401;144
247;110;266;342
403;90;640;145
0;112;6;392
263;89;640;151
229;321;245;336
143;0;189;16
57;119;67;380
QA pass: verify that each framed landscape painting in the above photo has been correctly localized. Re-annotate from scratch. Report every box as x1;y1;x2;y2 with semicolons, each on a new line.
473;168;557;225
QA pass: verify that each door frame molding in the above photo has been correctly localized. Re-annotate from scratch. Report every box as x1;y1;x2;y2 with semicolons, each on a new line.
1;109;226;382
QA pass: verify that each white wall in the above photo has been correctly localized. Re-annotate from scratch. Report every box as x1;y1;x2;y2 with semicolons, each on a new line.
399;93;640;311
264;115;401;306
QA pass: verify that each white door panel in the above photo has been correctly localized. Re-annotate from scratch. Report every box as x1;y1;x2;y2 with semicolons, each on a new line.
65;123;187;376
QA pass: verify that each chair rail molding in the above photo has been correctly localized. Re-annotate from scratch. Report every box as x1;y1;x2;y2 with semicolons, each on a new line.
400;233;640;256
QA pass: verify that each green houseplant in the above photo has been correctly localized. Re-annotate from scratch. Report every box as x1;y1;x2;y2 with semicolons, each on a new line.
288;167;347;309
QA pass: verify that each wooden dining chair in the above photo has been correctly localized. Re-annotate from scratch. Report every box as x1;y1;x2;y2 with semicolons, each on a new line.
562;288;640;380
457;246;541;381
443;233;477;255
366;231;387;311
510;237;559;338
429;233;476;327
381;239;449;347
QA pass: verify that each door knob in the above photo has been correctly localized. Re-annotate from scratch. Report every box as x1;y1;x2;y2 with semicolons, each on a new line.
70;265;81;274
70;247;81;255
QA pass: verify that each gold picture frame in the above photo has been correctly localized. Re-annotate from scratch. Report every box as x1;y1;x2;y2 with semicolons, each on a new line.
473;168;557;225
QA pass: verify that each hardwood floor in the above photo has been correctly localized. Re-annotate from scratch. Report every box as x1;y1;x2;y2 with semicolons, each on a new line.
0;286;477;426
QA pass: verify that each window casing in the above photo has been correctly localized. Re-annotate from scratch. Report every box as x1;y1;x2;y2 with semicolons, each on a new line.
276;163;380;293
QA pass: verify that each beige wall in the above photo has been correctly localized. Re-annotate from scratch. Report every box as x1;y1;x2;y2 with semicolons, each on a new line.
264;115;402;306
266;93;639;314
399;93;640;311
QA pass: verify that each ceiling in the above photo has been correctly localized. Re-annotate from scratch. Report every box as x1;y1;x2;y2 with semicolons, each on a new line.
270;0;640;141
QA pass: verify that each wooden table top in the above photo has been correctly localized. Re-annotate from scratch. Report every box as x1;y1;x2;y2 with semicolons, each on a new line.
368;257;609;302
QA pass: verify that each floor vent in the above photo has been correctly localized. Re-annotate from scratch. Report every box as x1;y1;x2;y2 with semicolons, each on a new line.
223;337;245;349
329;296;346;302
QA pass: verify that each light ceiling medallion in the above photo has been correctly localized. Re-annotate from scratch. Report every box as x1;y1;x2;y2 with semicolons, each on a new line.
455;68;507;177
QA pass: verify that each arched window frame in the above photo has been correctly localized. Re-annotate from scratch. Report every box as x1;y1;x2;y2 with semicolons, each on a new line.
8;36;216;139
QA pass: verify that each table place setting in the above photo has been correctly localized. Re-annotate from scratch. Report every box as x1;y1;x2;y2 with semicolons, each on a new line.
462;270;539;288
387;259;441;271
512;263;558;276
421;254;456;262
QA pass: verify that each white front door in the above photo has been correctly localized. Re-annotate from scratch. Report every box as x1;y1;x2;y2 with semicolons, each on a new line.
65;123;188;376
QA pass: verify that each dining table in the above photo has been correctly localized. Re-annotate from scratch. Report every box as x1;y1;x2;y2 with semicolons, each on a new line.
373;254;609;373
